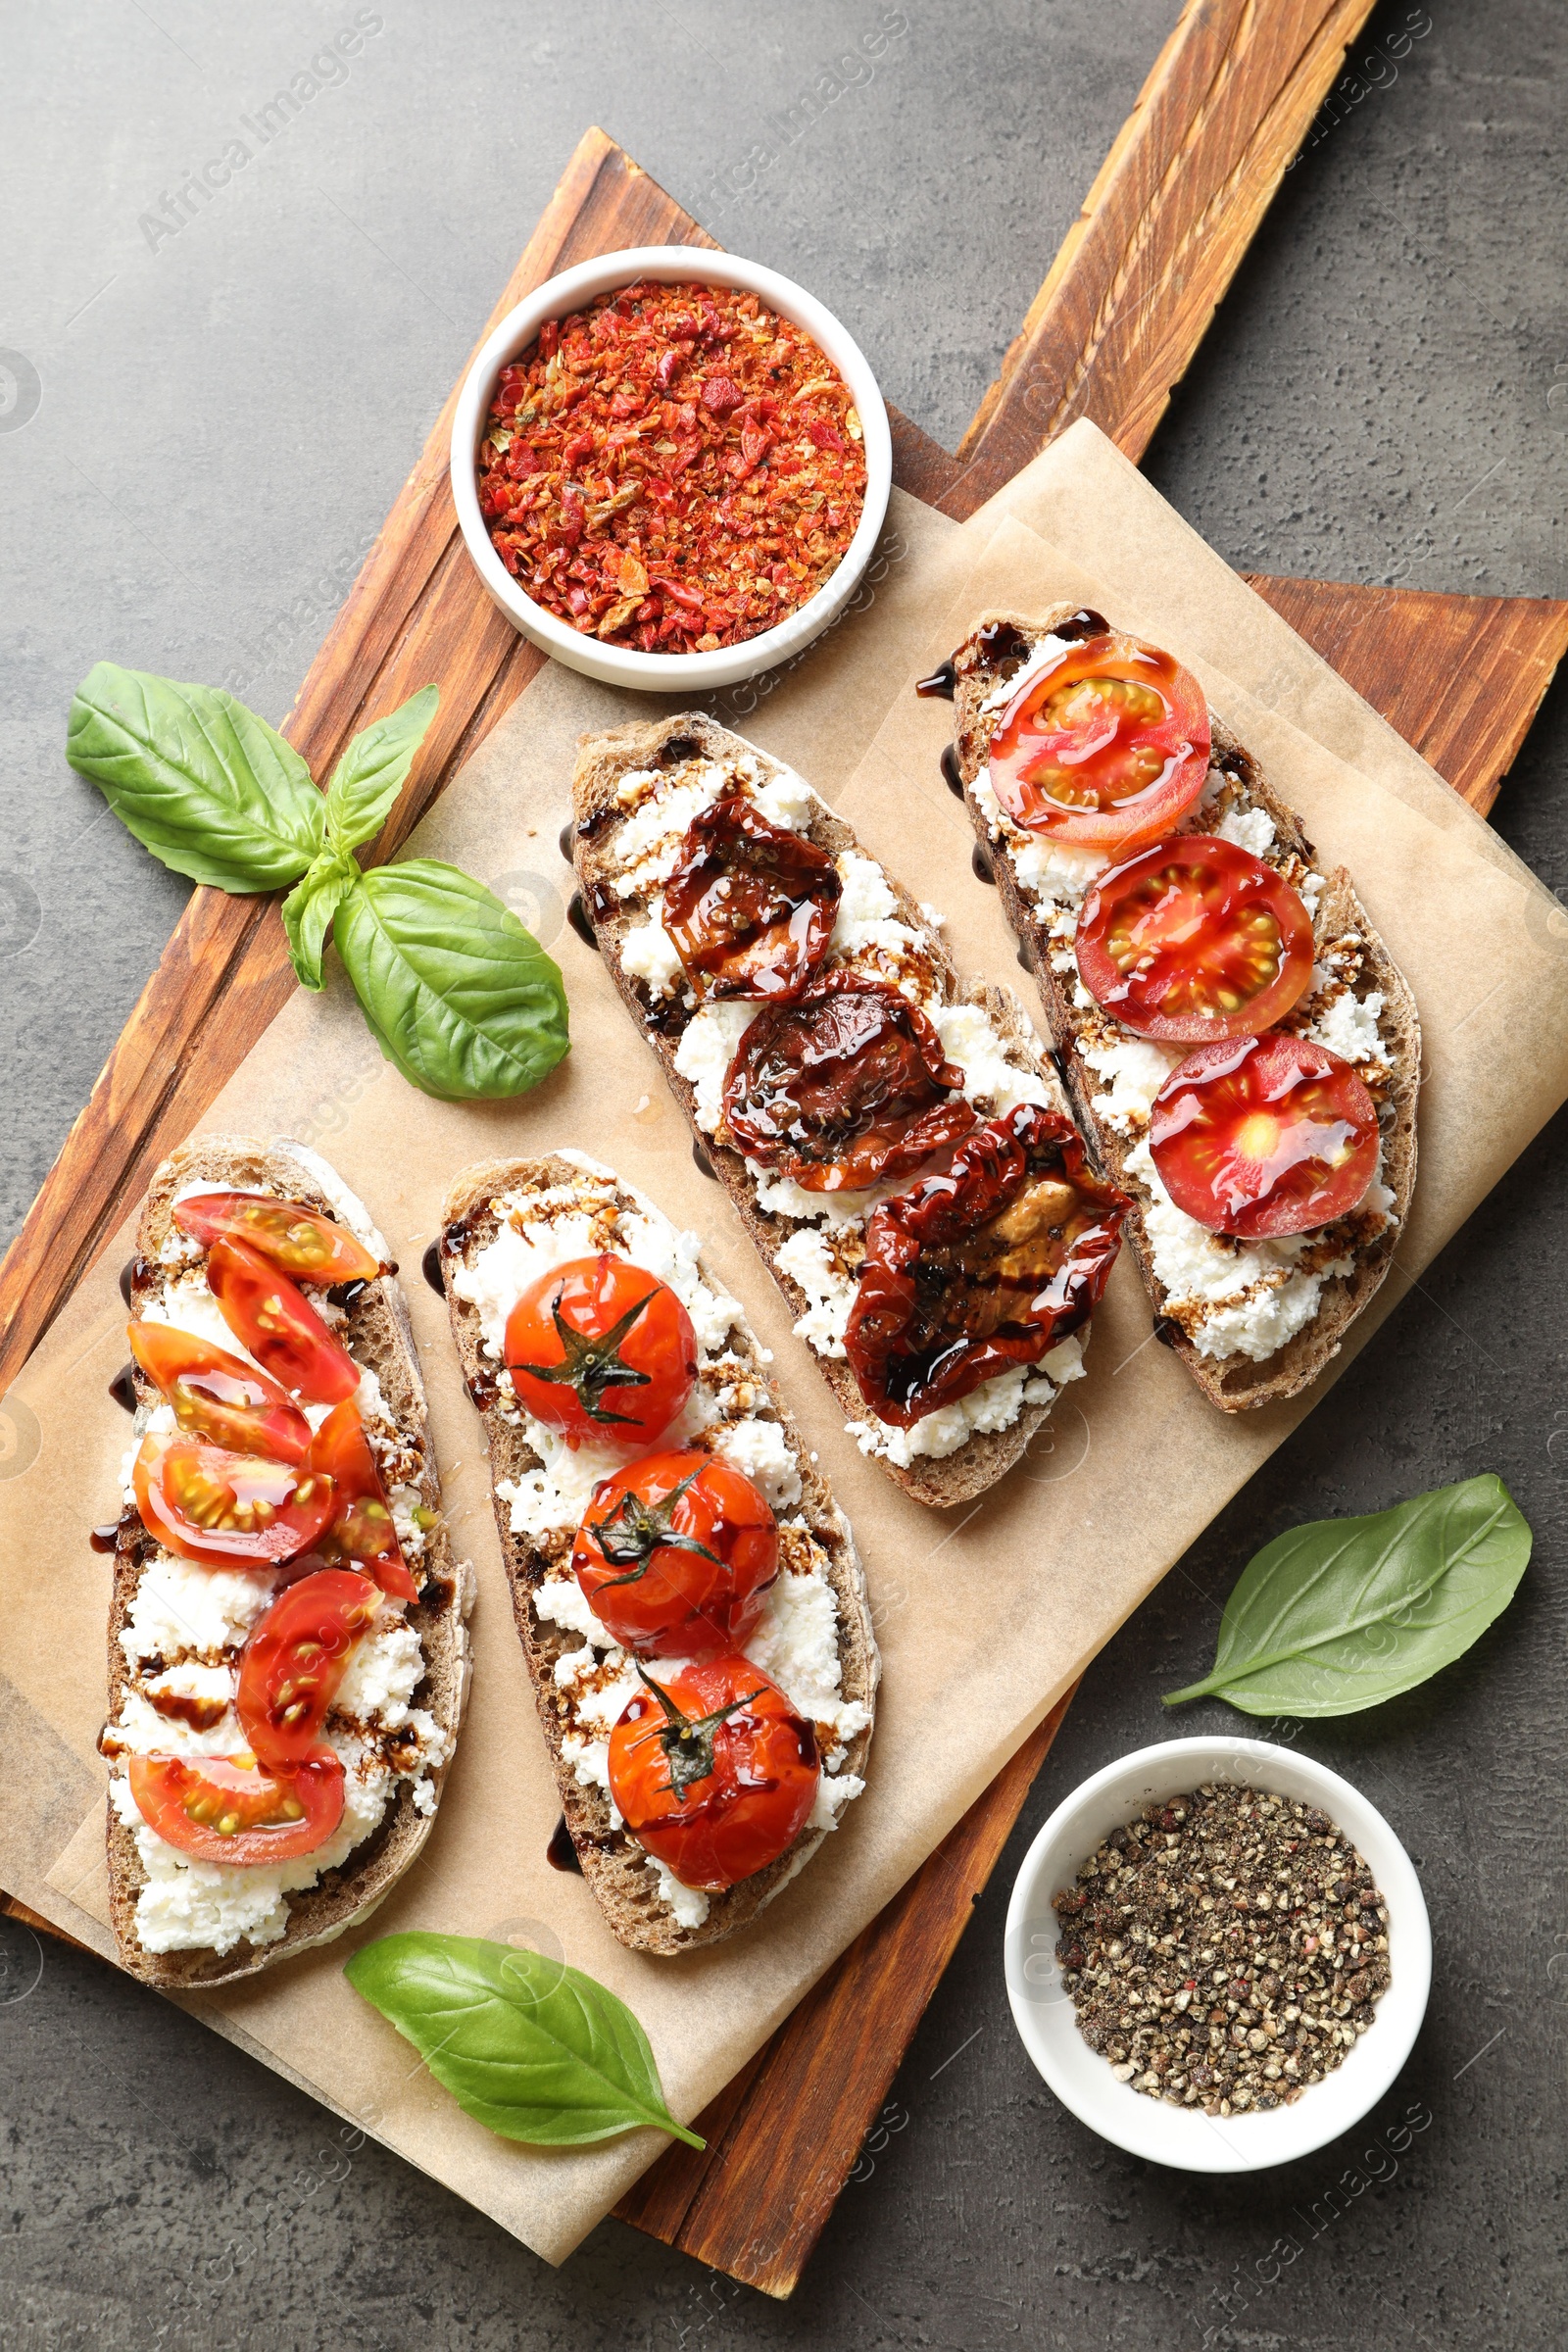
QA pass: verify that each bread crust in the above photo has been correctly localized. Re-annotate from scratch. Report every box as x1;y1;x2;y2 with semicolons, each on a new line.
105;1137;474;1988
437;1152;878;1956
949;608;1421;1410
569;710;1080;1506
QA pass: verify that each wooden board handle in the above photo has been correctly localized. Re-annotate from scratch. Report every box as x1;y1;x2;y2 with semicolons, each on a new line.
944;0;1382;506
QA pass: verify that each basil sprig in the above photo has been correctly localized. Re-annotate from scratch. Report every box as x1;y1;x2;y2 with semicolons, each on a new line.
67;664;568;1101
1164;1473;1531;1717
345;1932;705;2150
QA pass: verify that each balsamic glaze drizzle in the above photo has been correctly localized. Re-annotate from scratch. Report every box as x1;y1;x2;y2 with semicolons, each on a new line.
547;1815;584;1874
567;891;599;952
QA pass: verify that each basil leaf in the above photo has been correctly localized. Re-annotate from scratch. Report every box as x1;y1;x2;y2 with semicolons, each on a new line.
1164;1474;1531;1717
325;683;440;854
332;859;569;1101
281;851;360;991
66;662;323;891
344;1932;704;2149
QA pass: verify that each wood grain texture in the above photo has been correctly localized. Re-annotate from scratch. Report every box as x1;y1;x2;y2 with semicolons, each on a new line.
3;1896;90;1956
612;1696;1075;2296
5;100;1567;2304
1246;574;1568;816
944;0;1381;509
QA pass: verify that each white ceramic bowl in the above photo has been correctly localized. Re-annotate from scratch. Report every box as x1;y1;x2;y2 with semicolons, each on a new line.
1004;1736;1431;2173
449;247;893;692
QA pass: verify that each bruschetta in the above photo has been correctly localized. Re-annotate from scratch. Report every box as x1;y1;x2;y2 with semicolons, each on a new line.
101;1137;471;1986
567;712;1128;1504
932;610;1419;1408
437;1150;876;1955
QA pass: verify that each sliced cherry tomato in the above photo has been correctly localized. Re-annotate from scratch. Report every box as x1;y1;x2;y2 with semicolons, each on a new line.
206;1236;361;1404
504;1253;697;1449
133;1435;338;1568
608;1655;819;1892
301;1401;418;1601
662;795;842;1002
236;1568;382;1767
1075;836;1315;1043
127;1747;344;1863
572;1449;778;1658
172;1191;381;1283
722;970;977;1192
127;1322;313;1463
845;1103;1130;1425
1149;1034;1380;1238
989;631;1210;848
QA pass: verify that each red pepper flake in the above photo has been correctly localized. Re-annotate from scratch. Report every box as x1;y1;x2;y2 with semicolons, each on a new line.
476;278;867;654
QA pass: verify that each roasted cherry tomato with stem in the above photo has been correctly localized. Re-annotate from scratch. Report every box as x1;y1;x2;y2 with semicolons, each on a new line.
1149;1033;1380;1238
304;1401;417;1601
989;631;1210;849
172;1192;382;1283
504;1253;696;1449
236;1568;382;1768
572;1449;778;1658
722;971;977;1192
607;1656;818;1892
133;1435;338;1568
662;796;842;1002
845;1103;1130;1425
1075;836;1316;1044
127;1322;313;1463
127;1747;344;1863
206;1236;362;1405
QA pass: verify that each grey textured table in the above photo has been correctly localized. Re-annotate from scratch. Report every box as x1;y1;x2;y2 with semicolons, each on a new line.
2;4;1565;2345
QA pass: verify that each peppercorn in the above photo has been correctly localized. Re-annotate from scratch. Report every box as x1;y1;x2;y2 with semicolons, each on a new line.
1052;1784;1391;2118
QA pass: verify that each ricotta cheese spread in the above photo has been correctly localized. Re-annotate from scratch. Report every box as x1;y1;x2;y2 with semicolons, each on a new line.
607;738;1087;1462
105;1175;454;1956
453;1153;871;1932
968;658;1401;1363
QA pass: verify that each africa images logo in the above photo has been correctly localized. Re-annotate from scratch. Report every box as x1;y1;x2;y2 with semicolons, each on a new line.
137;12;386;255
0;349;42;433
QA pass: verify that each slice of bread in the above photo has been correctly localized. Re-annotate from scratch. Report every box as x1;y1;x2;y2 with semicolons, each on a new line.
106;1137;473;1988
948;609;1421;1410
438;1152;878;1957
569;710;1101;1507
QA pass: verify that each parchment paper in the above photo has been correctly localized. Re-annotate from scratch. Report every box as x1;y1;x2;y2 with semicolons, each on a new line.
4;422;1565;2266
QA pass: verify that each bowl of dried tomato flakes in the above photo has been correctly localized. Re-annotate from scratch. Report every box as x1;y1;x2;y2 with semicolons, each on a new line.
450;247;891;690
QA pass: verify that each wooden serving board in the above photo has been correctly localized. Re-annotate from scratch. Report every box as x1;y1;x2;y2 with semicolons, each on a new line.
6;0;1568;2300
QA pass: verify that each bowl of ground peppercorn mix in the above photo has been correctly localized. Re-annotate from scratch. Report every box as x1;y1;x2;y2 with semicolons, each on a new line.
449;247;892;690
1004;1739;1431;2171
